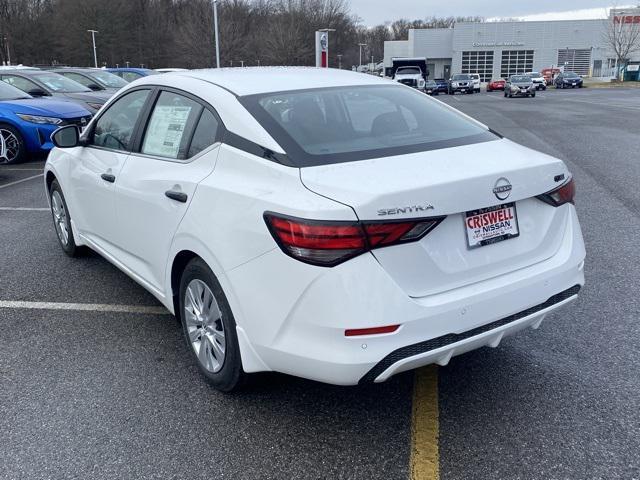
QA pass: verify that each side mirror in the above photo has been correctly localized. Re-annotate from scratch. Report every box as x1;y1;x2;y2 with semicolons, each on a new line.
87;83;103;91
27;88;48;97
52;125;80;148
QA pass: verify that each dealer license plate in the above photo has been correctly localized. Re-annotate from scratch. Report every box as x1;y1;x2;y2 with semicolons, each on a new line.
465;203;519;249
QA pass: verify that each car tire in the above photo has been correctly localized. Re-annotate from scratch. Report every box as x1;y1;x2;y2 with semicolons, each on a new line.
504;91;507;97
49;179;81;257
179;257;246;392
0;123;26;165
531;92;536;98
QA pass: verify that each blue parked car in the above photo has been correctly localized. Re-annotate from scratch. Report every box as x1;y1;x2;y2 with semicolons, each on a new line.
0;81;91;164
105;67;160;83
434;78;449;93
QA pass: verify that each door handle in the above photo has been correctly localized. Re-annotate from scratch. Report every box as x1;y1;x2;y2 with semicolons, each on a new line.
100;173;116;183
165;190;188;203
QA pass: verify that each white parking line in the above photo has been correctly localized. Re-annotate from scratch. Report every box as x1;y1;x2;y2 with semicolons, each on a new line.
1;168;44;171
0;173;44;190
0;207;49;211
0;300;170;315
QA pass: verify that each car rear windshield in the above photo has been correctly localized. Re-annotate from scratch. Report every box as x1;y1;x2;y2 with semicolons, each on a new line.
564;72;579;78
396;67;421;75
240;85;496;167
33;72;91;93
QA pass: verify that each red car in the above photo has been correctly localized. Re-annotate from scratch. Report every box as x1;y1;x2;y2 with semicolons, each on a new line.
487;78;506;92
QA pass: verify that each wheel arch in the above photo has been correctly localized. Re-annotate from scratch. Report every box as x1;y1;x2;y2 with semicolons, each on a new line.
45;170;57;193
166;241;270;374
170;249;200;318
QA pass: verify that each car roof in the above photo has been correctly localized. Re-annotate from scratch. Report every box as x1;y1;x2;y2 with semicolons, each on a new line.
50;68;102;74
107;67;154;73
171;67;389;96
0;69;50;77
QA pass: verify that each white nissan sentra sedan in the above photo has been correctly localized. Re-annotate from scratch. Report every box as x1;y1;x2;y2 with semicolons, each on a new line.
45;68;585;391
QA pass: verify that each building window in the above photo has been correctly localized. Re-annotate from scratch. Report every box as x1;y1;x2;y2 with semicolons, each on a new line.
557;49;592;76
461;51;494;82
500;50;534;78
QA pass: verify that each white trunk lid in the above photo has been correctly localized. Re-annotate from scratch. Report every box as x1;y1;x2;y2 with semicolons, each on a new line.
300;139;571;297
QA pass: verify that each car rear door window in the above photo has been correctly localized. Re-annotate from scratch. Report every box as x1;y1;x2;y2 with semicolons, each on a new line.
187;109;220;158
92;89;150;151
61;72;92;88
2;75;40;93
141;91;202;160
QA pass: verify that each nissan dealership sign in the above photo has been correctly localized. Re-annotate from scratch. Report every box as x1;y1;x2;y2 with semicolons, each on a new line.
472;41;525;47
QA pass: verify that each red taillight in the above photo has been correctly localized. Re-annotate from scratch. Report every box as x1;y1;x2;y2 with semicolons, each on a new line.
264;213;445;267
537;178;575;207
345;325;400;337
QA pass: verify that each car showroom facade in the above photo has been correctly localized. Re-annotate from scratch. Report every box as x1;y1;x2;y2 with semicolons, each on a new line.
384;8;640;82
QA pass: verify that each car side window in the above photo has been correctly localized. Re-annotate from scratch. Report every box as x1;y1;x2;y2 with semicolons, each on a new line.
2;75;39;93
92;89;150;151
141;91;202;160
122;72;142;82
62;73;91;87
187;109;220;158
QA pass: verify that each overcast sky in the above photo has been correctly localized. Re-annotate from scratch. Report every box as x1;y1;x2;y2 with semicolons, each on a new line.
348;1;632;25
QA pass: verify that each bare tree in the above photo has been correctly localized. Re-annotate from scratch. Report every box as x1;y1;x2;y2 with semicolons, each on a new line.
603;13;640;80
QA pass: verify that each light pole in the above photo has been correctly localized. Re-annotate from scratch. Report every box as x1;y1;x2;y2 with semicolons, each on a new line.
213;0;221;68
87;30;98;68
337;54;343;69
358;43;367;70
614;10;625;80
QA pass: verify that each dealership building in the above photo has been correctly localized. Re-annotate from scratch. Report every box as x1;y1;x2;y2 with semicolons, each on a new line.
384;8;640;81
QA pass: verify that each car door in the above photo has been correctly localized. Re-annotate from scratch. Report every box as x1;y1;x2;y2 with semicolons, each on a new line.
68;88;152;254
114;89;223;292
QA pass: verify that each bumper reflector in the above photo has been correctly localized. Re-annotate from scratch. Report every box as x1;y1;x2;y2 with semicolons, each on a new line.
345;325;400;337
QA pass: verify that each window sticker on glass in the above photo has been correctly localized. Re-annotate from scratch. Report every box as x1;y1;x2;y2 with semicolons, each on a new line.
142;105;192;158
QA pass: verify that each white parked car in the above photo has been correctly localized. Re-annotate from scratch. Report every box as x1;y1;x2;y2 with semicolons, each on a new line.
45;68;585;391
527;71;547;90
470;73;481;93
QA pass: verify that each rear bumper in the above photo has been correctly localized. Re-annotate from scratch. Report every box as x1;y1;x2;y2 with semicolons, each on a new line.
227;206;585;386
360;284;579;383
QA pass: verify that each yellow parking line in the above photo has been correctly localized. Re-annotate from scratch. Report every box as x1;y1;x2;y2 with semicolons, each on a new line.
410;366;439;480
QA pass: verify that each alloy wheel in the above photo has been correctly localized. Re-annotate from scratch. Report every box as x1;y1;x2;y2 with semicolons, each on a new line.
184;279;226;373
51;190;70;246
0;128;20;164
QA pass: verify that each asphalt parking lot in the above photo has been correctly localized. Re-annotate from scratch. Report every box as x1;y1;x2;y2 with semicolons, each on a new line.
1;87;639;480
